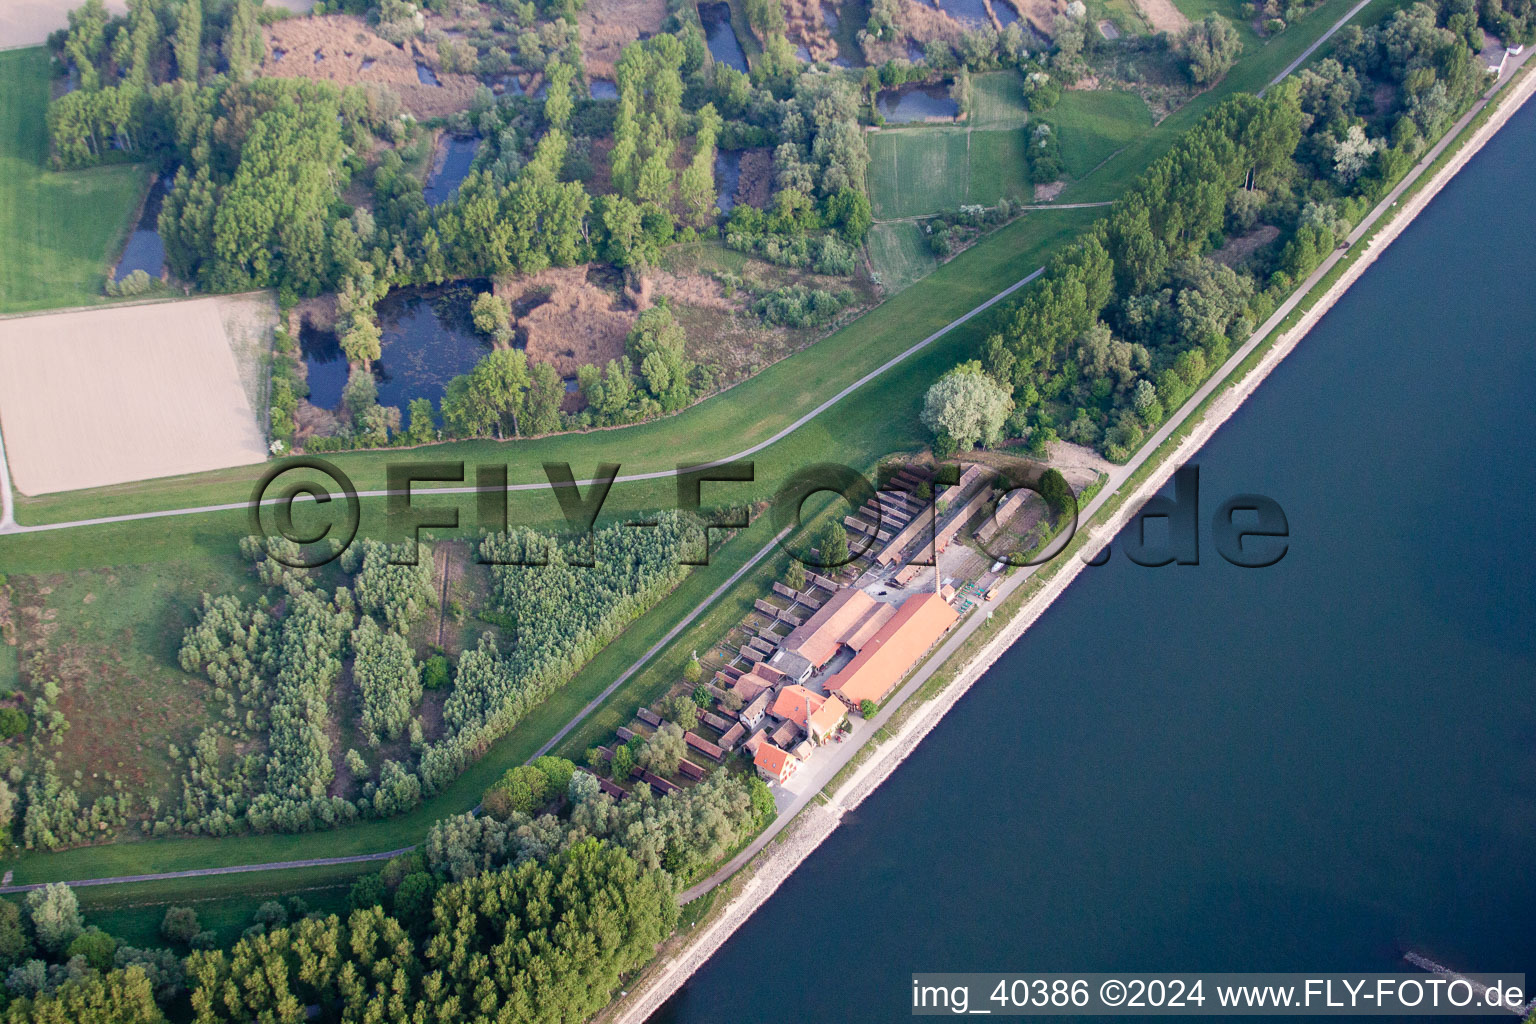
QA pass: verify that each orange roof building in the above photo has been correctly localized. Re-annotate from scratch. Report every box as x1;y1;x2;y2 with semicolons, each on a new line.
844;601;897;651
753;742;800;784
771;685;826;729
828;592;959;708
808;696;848;742
778;588;892;675
771;684;847;743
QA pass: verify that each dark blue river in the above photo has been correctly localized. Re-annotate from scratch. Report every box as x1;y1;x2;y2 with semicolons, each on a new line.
652;100;1536;1021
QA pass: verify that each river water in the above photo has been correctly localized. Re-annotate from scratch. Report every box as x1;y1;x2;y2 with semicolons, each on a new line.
651;100;1536;1021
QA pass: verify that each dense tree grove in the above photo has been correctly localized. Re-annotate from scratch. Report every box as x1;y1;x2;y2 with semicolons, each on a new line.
440;349;565;439
624;306;696;414
179;839;674;1024
169;542;430;835
943;0;1504;462
161;510;701;839
435;767;771;885
341;540;436;634
921;360;1015;456
41;0;903;452
0;766;771;1022
245;589;356;832
351;617;422;746
1180;14;1244;85
414;514;698;791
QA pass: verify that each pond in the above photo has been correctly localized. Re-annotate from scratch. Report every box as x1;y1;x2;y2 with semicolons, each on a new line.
299;321;348;410
590;78;618;99
415;62;440;86
876;83;959;122
301;281;496;414
113;176;167;283
934;0;991;24
822;2;839;28
424;135;480;206
714;149;741;213
993;0;1022;26
700;2;748;72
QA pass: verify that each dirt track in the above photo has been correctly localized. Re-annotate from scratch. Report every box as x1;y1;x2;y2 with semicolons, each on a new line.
1132;0;1190;34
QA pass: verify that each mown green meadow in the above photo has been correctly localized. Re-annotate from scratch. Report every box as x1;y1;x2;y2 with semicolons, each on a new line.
968;70;1032;129
0;48;146;314
1043;89;1157;180
865;220;937;291
867;127;973;218
866;125;1037;218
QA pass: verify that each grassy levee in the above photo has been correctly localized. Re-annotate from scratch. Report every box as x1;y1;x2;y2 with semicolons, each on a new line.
59;861;367;947
0;0;1387;896
0;48;147;314
9;206;1098;528
1057;0;1394;202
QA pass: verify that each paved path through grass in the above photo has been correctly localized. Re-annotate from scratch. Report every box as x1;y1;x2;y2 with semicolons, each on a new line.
0;267;1047;537
1263;0;1375;92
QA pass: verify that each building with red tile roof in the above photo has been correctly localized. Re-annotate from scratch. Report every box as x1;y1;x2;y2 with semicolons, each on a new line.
771;685;825;729
740;690;772;729
684;730;724;762
771;684;847;743
775;587;893;679
753;742;800;784
828;592;959;708
808;696;848;742
730;670;773;704
718;722;746;750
